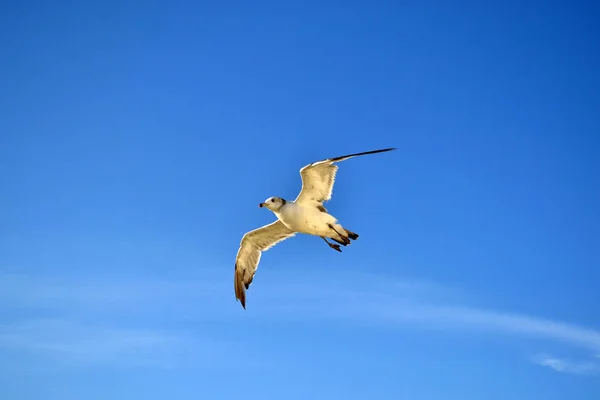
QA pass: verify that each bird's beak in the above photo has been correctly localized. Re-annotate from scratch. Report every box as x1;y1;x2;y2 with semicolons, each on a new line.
258;203;265;208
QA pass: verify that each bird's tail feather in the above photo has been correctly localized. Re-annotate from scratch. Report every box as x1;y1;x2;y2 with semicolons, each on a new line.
344;229;359;240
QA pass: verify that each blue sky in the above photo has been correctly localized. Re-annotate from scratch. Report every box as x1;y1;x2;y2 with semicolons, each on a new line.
1;0;599;399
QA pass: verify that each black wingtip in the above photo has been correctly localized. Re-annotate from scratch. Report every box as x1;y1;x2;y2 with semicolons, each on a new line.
236;295;247;309
234;263;248;310
330;147;396;162
364;147;396;155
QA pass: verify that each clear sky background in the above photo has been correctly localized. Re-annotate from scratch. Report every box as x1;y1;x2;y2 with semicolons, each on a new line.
1;1;599;399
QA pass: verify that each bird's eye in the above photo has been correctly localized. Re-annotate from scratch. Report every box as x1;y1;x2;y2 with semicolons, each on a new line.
271;198;275;202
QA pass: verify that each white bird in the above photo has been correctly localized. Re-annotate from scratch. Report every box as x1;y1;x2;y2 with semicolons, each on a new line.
234;147;396;309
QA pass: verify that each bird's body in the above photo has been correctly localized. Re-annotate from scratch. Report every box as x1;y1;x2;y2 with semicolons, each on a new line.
275;201;345;240
234;147;395;309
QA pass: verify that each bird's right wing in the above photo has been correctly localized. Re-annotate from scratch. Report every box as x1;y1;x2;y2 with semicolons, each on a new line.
234;220;296;309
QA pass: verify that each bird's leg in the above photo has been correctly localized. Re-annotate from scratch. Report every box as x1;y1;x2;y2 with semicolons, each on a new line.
327;224;351;245
321;237;342;252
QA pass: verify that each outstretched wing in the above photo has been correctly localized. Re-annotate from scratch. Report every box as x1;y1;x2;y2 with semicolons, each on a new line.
294;148;396;207
234;220;296;309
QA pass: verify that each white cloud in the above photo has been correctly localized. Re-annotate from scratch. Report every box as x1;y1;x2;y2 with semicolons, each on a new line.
0;272;219;307
531;353;600;376
2;269;600;372
254;299;600;353
383;304;600;352
246;270;600;353
0;318;226;369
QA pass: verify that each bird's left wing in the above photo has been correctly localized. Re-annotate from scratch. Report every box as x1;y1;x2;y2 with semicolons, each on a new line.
294;147;396;207
234;220;296;309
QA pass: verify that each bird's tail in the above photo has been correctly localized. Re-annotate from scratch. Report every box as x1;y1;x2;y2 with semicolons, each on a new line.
344;229;359;240
327;223;358;245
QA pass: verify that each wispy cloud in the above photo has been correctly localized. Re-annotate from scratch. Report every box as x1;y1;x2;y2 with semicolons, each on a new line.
531;353;600;376
0;272;219;308
247;269;600;354
2;269;599;373
0;272;262;371
377;304;600;352
255;299;600;353
0;318;252;371
0;319;186;369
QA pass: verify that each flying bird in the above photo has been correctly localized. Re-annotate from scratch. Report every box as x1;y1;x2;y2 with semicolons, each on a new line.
234;147;396;309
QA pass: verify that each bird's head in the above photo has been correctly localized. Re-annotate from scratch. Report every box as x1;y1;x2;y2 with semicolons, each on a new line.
259;196;286;212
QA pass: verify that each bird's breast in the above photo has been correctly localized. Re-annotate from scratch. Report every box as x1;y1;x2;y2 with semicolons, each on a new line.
277;204;328;234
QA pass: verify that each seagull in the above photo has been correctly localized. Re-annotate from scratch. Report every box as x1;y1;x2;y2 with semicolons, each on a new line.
234;147;396;309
